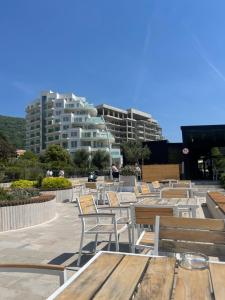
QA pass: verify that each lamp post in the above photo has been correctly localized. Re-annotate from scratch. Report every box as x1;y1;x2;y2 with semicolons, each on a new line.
105;123;113;179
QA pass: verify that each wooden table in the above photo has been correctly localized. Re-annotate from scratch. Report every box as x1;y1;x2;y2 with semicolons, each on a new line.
48;251;225;300
138;197;199;217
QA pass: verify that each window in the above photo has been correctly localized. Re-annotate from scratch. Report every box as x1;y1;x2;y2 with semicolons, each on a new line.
71;132;77;137
63;125;69;130
56;102;62;108
81;141;91;146
56;111;61;115
93;132;97;137
62;142;68;149
71;141;77;148
63;116;69;122
62;134;68;138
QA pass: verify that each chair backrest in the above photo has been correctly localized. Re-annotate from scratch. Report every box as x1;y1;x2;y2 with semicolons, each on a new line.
78;194;97;214
132;205;174;226
106;191;120;207
85;182;97;190
172;183;191;188
140;182;150;194
152;181;160;189
154;216;225;257
160;188;189;199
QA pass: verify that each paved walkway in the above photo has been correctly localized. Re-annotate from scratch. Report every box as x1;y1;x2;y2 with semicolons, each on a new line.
0;200;130;299
0;186;218;299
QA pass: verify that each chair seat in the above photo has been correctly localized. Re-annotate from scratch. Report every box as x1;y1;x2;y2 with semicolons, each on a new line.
138;231;155;247
86;224;126;234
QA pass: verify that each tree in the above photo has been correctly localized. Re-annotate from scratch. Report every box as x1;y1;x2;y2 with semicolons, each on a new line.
0;132;16;161
19;150;38;161
73;149;89;168
121;141;151;164
92;150;110;170
41;144;71;164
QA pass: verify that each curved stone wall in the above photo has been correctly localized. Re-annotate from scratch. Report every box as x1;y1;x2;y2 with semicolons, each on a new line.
0;198;56;232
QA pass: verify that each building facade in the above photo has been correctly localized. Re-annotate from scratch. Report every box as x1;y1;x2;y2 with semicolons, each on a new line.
26;91;122;162
96;104;163;147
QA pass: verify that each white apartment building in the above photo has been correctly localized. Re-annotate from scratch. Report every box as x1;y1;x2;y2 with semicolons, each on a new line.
96;104;163;147
25;91;122;163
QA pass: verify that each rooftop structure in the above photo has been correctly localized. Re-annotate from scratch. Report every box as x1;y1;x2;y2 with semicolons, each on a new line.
96;104;163;147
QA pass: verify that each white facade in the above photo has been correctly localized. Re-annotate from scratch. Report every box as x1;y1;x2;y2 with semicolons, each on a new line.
26;91;122;162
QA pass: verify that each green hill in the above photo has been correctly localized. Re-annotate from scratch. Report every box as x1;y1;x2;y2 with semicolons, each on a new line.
0;115;26;149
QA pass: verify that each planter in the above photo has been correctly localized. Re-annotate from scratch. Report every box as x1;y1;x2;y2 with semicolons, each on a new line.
0;195;56;232
206;192;225;219
41;188;73;203
120;175;137;192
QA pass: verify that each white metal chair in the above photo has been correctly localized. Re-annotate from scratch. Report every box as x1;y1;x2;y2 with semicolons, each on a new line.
77;194;131;267
130;205;177;254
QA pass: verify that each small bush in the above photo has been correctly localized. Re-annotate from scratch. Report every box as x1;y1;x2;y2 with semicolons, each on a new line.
120;165;136;176
0;187;40;202
41;177;72;190
220;173;225;187
11;180;37;189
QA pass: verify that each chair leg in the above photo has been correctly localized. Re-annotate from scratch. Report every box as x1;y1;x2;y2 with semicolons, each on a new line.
128;225;132;252
115;233;119;252
108;234;112;251
77;233;84;267
94;233;98;254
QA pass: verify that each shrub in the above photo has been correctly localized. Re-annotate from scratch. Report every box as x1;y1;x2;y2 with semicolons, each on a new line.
120;165;136;176
0;187;40;202
41;177;72;190
11;180;37;189
220;173;225;187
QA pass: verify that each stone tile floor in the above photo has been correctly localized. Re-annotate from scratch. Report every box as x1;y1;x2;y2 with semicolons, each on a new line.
0;190;214;299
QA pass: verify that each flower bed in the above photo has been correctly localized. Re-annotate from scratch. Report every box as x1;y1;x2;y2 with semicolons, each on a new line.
0;194;56;232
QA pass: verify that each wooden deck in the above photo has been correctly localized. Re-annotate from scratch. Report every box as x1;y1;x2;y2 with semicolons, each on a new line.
48;252;225;300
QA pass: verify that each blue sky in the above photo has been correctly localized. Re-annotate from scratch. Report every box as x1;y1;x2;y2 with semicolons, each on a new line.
1;0;225;141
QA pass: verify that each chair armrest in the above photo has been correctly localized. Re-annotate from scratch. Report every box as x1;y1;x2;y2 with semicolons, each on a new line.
0;263;65;271
98;206;130;209
78;213;115;218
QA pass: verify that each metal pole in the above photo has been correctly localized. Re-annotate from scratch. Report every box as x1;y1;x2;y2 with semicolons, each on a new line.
105;124;112;179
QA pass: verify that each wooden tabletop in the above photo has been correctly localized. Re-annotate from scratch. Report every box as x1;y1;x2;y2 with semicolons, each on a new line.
48;252;225;300
139;197;198;206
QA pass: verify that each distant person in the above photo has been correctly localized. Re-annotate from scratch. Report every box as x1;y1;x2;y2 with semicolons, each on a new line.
46;170;51;177
49;170;53;177
135;163;141;181
112;164;119;181
59;170;65;177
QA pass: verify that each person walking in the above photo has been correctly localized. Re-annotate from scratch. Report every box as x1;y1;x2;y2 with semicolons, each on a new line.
111;164;119;181
135;163;141;181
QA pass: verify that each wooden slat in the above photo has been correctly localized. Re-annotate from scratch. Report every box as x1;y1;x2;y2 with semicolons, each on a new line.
134;257;176;300
85;182;97;189
107;192;119;207
159;240;225;257
162;189;188;198
139;232;155;246
209;263;225;299
160;228;225;244
79;195;96;214
160;216;225;231
135;207;174;225
56;253;124;300
0;263;65;271
94;255;149;300
142;164;180;182
208;192;225;204
174;267;211;300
